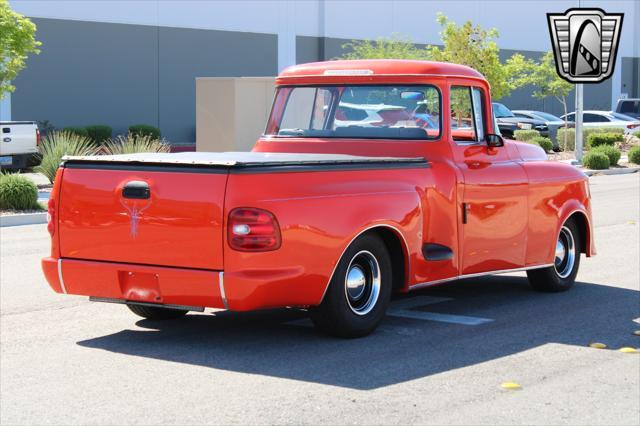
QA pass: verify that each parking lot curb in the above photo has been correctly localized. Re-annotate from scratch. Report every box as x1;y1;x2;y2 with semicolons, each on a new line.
583;167;640;177
0;213;47;227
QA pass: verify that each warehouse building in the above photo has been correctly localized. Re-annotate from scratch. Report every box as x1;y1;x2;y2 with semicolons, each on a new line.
2;0;639;145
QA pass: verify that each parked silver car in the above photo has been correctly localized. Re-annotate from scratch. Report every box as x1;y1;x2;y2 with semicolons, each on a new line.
561;111;640;135
513;110;574;149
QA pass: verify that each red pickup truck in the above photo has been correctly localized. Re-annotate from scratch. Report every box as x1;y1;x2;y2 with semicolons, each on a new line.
42;60;595;337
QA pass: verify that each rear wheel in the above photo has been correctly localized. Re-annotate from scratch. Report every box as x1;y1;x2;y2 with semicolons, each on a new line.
527;218;581;292
127;304;188;320
310;234;392;338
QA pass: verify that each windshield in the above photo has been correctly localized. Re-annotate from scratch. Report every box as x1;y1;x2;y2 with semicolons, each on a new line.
265;85;441;140
492;103;514;118
533;111;563;121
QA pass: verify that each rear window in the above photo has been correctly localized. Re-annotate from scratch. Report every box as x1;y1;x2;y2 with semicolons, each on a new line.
265;85;441;140
619;100;639;115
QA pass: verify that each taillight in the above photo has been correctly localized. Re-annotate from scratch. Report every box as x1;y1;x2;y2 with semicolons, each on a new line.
47;198;55;237
627;123;638;129
36;128;41;146
228;208;281;251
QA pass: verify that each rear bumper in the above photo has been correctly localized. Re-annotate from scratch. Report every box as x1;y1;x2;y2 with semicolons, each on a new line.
42;257;226;309
0;153;34;169
42;257;326;311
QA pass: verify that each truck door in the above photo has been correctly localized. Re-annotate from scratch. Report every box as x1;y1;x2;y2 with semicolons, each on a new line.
449;85;528;275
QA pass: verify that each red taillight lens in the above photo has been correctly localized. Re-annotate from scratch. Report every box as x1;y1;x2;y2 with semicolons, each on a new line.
47;198;55;237
36;128;41;145
627;123;638;129
228;208;281;251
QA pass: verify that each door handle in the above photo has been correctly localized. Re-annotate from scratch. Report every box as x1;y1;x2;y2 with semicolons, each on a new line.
122;181;150;199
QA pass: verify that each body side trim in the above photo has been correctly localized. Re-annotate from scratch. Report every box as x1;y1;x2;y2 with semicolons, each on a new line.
219;271;228;309
57;258;67;294
409;263;555;290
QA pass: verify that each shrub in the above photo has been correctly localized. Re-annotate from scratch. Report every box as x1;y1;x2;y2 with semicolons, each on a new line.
629;146;640;164
633;131;640;139
102;133;171;155
582;151;610;170
591;145;621;166
35;131;98;183
556;128;575;151
587;132;624;148
0;173;41;210
62;127;89;137
514;129;540;142
85;125;112;144
531;136;553;153
129;124;161;140
583;127;624;140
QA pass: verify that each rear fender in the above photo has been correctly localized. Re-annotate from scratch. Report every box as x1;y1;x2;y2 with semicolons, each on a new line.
222;173;424;310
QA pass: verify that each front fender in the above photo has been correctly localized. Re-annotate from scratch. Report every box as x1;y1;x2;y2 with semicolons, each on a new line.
557;198;596;257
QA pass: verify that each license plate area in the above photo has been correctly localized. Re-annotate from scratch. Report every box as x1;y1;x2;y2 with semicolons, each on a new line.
0;156;12;165
118;270;162;303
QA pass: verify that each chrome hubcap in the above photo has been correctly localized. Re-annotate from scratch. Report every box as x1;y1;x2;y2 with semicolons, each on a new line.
555;240;566;265
346;266;367;300
344;250;381;316
554;226;576;279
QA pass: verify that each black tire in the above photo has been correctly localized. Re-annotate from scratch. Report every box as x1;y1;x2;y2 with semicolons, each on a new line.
310;234;392;338
127;304;188;320
527;218;581;292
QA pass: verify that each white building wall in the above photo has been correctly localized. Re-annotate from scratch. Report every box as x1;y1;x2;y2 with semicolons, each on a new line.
8;0;639;110
10;0;638;55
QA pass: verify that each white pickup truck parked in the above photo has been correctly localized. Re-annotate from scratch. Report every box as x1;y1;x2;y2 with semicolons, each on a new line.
0;121;40;169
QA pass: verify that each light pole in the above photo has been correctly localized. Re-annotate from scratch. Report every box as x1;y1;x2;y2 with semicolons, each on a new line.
575;83;584;162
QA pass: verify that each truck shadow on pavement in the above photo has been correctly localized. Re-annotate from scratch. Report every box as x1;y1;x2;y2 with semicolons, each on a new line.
77;276;639;390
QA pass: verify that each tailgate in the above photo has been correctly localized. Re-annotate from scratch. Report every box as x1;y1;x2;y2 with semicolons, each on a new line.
59;164;227;270
0;122;37;156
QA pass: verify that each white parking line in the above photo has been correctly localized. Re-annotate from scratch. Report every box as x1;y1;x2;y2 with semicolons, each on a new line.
388;309;493;325
388;295;494;326
284;296;494;328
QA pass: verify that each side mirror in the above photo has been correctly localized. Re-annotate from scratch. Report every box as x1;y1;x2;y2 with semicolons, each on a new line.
486;133;504;148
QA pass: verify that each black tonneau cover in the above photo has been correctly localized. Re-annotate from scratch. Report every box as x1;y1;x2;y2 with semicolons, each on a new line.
62;152;427;172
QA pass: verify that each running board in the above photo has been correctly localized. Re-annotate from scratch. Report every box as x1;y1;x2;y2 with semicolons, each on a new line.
89;297;205;312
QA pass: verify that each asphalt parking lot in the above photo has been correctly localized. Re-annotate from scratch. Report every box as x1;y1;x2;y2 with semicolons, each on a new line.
1;173;639;425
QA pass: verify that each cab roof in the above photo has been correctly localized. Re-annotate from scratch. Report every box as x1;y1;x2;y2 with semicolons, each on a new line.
277;59;485;85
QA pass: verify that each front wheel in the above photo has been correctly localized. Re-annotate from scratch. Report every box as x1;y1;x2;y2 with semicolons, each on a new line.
127;304;188;320
527;218;581;292
310;234;392;338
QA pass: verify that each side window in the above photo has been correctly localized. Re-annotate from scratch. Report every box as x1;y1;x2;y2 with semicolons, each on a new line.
471;87;486;141
583;113;608;123
565;113;575;121
450;86;477;142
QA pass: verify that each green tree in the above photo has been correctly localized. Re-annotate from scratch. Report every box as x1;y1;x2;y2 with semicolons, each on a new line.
0;0;41;98
427;13;513;99
341;34;430;60
508;51;575;149
338;13;524;99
